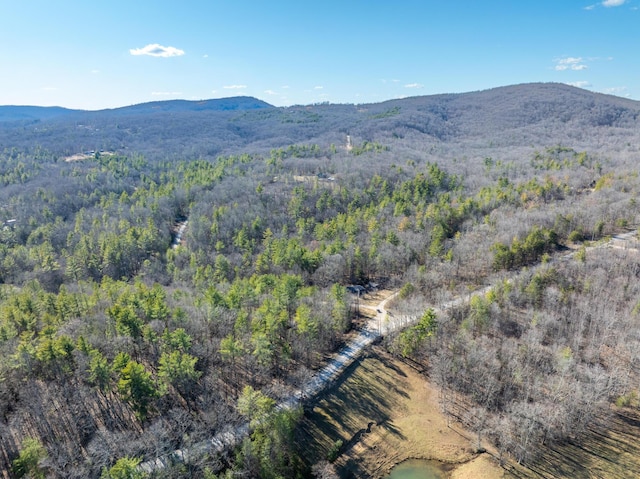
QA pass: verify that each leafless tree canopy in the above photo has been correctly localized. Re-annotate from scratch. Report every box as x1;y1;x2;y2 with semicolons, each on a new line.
1;83;640;477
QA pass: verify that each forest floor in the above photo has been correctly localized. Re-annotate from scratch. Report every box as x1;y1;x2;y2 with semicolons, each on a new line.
296;345;506;478
503;407;640;478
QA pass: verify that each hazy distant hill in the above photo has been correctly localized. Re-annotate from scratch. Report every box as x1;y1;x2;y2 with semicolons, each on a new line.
0;105;76;122
99;96;274;117
0;96;273;123
1;83;638;157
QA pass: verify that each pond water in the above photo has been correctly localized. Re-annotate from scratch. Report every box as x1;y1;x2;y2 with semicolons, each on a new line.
384;459;446;479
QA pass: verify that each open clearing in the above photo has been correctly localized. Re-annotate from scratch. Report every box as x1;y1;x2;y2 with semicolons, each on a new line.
296;345;640;478
63;150;114;162
296;346;505;478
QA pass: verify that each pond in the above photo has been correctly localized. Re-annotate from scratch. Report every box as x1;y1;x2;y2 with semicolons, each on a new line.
384;459;447;479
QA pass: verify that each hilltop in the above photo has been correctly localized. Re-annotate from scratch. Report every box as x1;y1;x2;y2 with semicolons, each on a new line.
0;83;638;158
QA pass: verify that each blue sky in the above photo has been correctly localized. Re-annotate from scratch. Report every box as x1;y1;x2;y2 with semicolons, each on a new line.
0;0;637;110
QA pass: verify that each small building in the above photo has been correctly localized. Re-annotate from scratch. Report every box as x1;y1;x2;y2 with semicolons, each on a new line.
346;285;366;295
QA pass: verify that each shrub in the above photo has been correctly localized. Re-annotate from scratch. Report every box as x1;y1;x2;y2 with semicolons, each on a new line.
568;230;583;242
327;439;343;462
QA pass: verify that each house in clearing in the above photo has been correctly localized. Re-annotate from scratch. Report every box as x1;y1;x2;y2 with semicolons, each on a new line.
346;285;366;295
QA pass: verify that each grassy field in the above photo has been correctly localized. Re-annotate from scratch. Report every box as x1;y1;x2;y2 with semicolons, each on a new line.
295;346;640;478
295;346;505;478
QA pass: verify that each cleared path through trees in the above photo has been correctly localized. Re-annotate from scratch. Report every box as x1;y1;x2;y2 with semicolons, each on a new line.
171;220;188;249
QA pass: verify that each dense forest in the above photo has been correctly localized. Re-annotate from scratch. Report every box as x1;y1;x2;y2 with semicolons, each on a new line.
1;83;640;478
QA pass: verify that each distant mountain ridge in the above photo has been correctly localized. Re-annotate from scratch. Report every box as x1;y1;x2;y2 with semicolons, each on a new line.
1;83;639;158
0;105;76;122
0;96;274;123
354;82;640;143
102;96;274;117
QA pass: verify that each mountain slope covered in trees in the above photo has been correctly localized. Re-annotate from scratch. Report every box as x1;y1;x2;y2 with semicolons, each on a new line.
1;83;639;158
1;83;640;478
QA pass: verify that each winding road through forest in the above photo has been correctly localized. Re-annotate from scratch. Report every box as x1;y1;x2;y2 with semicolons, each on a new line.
139;228;639;473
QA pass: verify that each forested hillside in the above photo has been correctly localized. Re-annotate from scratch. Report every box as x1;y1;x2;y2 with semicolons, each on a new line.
1;83;640;478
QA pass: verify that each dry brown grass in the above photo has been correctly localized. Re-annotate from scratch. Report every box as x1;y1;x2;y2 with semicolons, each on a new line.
503;407;640;479
297;285;640;478
296;344;640;478
296;347;506;478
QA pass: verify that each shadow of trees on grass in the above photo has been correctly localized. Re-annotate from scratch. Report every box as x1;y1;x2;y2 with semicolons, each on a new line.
506;409;640;479
295;350;409;471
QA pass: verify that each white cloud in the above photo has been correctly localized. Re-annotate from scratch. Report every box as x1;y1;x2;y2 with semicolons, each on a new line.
603;86;628;95
558;57;582;65
42;86;57;91
584;4;596;9
404;83;424;89
223;84;247;89
264;90;277;95
603;0;625;6
130;44;185;58
91;69;100;74
151;91;183;96
203;54;209;58
314;86;323;90
554;57;588;71
567;81;592;88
